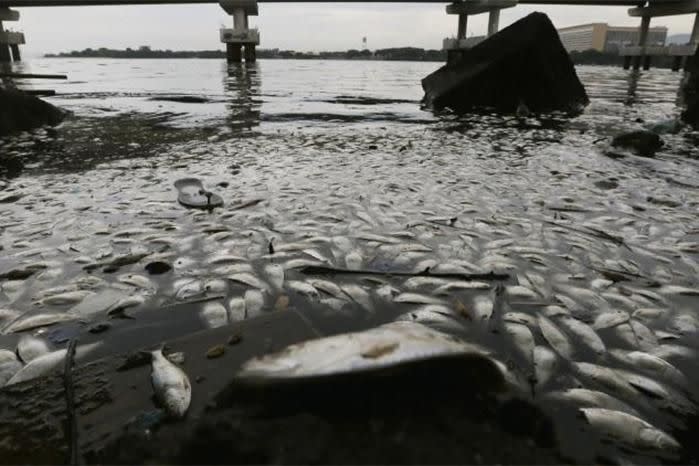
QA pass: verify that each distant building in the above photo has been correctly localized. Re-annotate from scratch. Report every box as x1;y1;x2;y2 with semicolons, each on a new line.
557;23;667;52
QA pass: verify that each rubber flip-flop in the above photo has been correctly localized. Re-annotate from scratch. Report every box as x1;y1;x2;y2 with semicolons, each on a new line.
174;178;224;209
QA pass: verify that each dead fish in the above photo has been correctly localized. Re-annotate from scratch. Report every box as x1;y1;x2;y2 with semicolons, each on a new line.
204;279;228;294
394;293;444;305
504;322;535;366
538;314;574;360
7;348;67;385
344;250;363;270
264;264;285;290
308;279;345;299
533;345;557;388
375;284;400;301
151;349;191;418
433;281;491;295
0;357;22;387
506;285;539;300
118;273;155;290
0;308;20;327
473;296;493;321
175;280;204;300
228;297;246;321
244;289;265;318
0;349;17;364
16;335;50;363
286;280;319;299
659;285;699;296
504;312;537;327
340;284;374;312
395;306;464;331
403;277;450;290
200;301;228;329
546;388;639;416
69;288;130;317
237;321;495;380
3;312;76;334
580;408;680;455
41;290;94;306
213;263;254;275
614;322;657;352
593;310;630;330
207;253;248;265
617;369;694;414
573;362;638;400
609;349;687;388
227;273;269;291
558;316;605;355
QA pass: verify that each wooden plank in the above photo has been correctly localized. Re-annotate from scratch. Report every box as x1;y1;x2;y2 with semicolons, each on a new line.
0;72;67;79
20;89;56;96
629;0;699;17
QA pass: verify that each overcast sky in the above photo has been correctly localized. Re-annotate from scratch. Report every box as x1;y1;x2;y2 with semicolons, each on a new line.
10;3;697;57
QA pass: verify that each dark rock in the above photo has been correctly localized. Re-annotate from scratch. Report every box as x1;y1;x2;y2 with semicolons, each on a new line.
611;130;663;157
421;12;588;114
682;47;699;128
0;89;65;137
144;261;172;275
0;156;24;178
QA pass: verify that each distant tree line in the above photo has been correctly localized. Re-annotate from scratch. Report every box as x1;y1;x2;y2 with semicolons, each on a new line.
46;46;447;62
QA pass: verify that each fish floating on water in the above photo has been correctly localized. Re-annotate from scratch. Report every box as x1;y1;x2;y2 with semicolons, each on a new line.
237;321;499;381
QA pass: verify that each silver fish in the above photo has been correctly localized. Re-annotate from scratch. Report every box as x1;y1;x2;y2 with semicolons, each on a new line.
264;264;285;290
16;334;51;363
546;388;639;416
558;316;605;355
237;321;495;379
533;345;557;388
3;312;76;334
7;348;68;385
609;349;687;388
580;408;680;455
538;314;574;360
200;301;228;329
41;290;94;306
394;293;444;305
244;289;265;318
151;349;191;418
228;297;246;321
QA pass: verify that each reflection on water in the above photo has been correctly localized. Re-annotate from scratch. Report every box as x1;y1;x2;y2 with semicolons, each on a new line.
0;59;698;463
224;63;261;131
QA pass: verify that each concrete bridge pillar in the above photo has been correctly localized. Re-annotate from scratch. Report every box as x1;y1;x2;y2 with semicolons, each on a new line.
219;0;259;63
0;8;23;63
487;9;500;36
633;16;651;70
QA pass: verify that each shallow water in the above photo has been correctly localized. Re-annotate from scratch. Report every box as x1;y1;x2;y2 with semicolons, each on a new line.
1;58;699;463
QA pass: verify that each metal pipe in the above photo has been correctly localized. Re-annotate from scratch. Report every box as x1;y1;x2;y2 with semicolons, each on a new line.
457;13;467;40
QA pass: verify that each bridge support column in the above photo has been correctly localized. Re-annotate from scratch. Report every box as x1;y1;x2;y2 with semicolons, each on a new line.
219;0;259;63
487;9;500;36
0;9;24;63
633;16;650;70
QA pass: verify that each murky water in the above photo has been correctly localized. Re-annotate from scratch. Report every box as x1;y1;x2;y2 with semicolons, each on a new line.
1;58;699;463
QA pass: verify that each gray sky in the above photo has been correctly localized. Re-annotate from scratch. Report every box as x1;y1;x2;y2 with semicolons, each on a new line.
11;3;697;57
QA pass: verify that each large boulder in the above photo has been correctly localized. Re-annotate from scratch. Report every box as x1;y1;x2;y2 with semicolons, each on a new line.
0;88;65;137
681;47;699;128
422;12;588;114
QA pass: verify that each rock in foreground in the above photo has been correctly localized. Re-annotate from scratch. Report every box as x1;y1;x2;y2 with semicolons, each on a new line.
0;88;65;137
422;12;588;114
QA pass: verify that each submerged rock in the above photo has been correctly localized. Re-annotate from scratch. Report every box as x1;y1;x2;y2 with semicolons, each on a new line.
0;89;65;137
611;130;663;157
421;12;588;114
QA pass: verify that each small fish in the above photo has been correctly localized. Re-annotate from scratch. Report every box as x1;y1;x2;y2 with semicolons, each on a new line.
264;264;285;290
3;312;76;334
593;310;630;330
573;362;638;400
504;322;535;366
150;349;191;418
41;290;94;306
0;358;23;387
244;289;265;318
175;280;203;300
118;273;155;290
286;281;319;299
228;297;246;321
580;408;680;455
7;349;68;385
16;335;51;363
546;388;639;416
558;316;605;355
200;301;228;329
340;284;374;312
538;314;574;360
227;273;269;291
394;293;444;305
344;250;363;270
472;296;494;321
533;345;557;389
